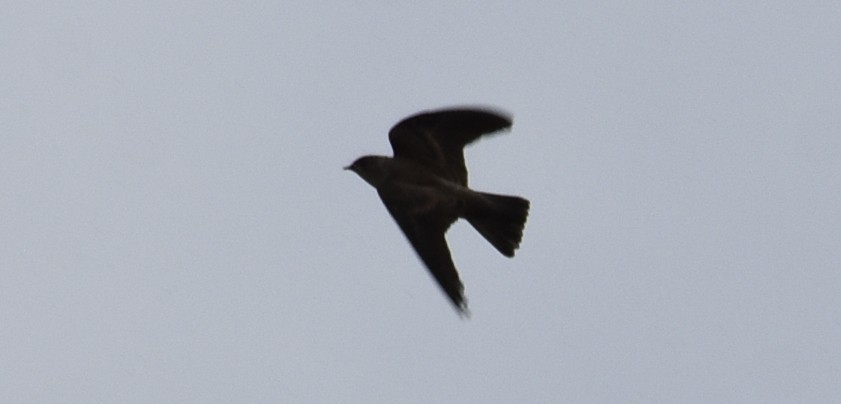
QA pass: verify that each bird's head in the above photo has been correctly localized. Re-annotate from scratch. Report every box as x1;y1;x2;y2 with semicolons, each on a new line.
344;155;392;188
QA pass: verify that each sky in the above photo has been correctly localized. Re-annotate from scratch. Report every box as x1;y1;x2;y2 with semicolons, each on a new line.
2;1;839;402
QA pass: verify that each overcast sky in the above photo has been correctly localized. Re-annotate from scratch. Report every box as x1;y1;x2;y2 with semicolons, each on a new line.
2;2;839;403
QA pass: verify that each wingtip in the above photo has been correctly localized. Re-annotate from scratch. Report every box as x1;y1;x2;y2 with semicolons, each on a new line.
455;297;471;319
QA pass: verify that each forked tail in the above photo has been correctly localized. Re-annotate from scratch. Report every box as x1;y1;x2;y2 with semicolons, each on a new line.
464;192;530;257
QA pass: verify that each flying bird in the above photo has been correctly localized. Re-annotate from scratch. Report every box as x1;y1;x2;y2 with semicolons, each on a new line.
345;107;530;315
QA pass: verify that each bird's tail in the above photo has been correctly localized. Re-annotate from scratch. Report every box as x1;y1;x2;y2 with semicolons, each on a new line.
464;191;530;257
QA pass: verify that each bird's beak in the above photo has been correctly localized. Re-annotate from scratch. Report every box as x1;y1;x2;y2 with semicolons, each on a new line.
343;165;352;171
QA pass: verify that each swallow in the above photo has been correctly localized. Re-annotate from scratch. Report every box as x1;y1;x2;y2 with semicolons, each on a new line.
345;107;530;315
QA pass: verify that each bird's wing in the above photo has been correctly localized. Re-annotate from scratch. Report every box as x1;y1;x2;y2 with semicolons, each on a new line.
379;191;468;315
388;107;512;186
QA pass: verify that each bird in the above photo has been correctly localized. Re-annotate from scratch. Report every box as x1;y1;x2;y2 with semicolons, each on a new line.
345;107;530;316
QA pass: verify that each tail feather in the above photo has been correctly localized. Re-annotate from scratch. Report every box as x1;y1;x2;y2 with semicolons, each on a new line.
464;192;530;257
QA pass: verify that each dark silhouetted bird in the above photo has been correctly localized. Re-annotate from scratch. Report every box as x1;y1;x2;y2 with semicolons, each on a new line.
345;107;530;316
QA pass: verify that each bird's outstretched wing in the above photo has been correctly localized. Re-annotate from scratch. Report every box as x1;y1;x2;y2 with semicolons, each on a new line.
388;107;512;186
378;190;469;315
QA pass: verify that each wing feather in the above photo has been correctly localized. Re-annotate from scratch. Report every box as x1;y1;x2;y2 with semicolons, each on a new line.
378;190;468;314
388;107;512;186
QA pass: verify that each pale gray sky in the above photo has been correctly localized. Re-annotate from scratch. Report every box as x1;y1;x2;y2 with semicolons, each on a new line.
2;2;839;402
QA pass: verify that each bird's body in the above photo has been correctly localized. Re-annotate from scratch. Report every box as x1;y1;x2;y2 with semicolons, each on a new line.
346;107;529;315
352;156;467;214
